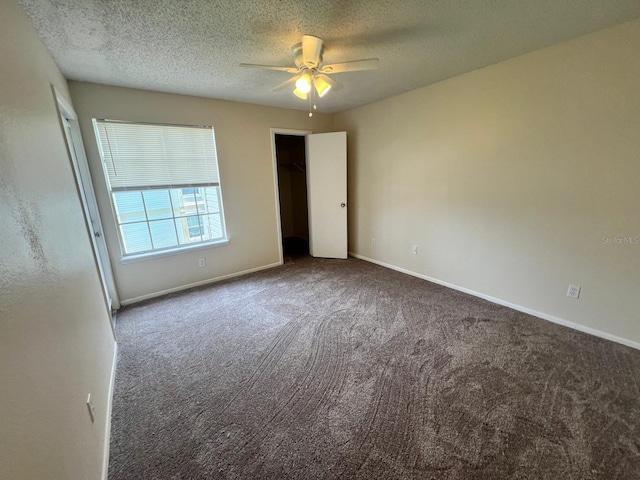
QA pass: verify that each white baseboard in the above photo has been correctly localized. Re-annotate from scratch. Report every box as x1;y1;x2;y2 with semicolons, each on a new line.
102;341;118;480
349;252;640;351
120;261;283;306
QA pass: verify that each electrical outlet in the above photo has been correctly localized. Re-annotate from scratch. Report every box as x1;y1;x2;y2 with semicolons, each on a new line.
371;238;376;247
198;258;206;267
86;394;95;423
411;245;418;255
567;284;581;299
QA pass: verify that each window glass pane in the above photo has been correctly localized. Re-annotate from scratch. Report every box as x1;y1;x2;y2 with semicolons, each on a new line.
175;217;187;245
169;189;182;217
175;217;200;245
113;191;146;224
202;213;223;240
195;187;206;214
178;189;198;216
187;215;202;231
181;187;196;203
205;187;220;213
186;215;203;241
143;190;173;220
179;187;206;214
121;222;152;254
149;219;178;249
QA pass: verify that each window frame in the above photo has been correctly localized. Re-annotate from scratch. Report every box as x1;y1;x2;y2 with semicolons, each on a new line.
92;119;229;262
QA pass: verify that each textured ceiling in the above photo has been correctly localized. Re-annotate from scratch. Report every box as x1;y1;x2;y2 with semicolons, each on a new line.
19;0;640;114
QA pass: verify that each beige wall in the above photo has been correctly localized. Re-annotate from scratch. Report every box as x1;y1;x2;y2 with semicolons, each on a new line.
68;82;333;303
0;1;117;479
335;19;640;345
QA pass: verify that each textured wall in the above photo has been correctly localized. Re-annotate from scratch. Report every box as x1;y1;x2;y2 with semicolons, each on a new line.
335;19;640;344
68;82;333;303
0;1;116;479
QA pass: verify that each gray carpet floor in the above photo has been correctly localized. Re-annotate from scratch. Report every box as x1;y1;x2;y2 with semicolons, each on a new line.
109;256;640;479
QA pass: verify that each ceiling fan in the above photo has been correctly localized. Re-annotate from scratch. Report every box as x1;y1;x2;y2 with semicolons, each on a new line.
241;35;379;115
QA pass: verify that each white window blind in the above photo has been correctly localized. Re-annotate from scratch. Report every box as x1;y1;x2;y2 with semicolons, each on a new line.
94;120;220;191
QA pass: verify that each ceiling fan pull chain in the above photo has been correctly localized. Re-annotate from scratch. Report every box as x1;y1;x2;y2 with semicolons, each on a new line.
313;81;317;111
311;80;318;116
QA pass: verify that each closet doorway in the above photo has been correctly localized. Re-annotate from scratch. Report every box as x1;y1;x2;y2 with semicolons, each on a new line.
274;133;309;257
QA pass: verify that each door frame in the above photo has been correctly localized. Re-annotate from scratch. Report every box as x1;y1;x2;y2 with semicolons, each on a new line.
53;87;121;321
270;128;311;264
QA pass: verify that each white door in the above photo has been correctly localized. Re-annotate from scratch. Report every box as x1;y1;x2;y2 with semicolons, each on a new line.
306;132;348;259
61;115;119;312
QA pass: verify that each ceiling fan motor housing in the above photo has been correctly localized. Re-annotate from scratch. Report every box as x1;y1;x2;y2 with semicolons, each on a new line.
292;41;324;70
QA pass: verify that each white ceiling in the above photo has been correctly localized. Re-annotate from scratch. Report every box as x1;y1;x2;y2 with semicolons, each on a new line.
19;0;640;114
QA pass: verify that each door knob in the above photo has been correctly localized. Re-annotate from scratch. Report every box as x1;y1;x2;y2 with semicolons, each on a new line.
340;203;346;208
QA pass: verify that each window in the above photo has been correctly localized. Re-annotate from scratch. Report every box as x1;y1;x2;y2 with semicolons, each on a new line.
187;215;204;238
93;120;227;257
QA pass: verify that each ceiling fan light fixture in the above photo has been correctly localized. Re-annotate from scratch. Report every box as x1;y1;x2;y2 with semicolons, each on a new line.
241;35;378;114
313;76;332;97
295;72;312;93
293;88;308;99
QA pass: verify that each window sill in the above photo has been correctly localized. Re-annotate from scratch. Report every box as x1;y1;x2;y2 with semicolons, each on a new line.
120;238;229;264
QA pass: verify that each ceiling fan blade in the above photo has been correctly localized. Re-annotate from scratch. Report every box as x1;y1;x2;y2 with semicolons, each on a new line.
240;63;299;73
302;35;323;68
320;58;379;74
316;74;343;91
270;75;299;92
